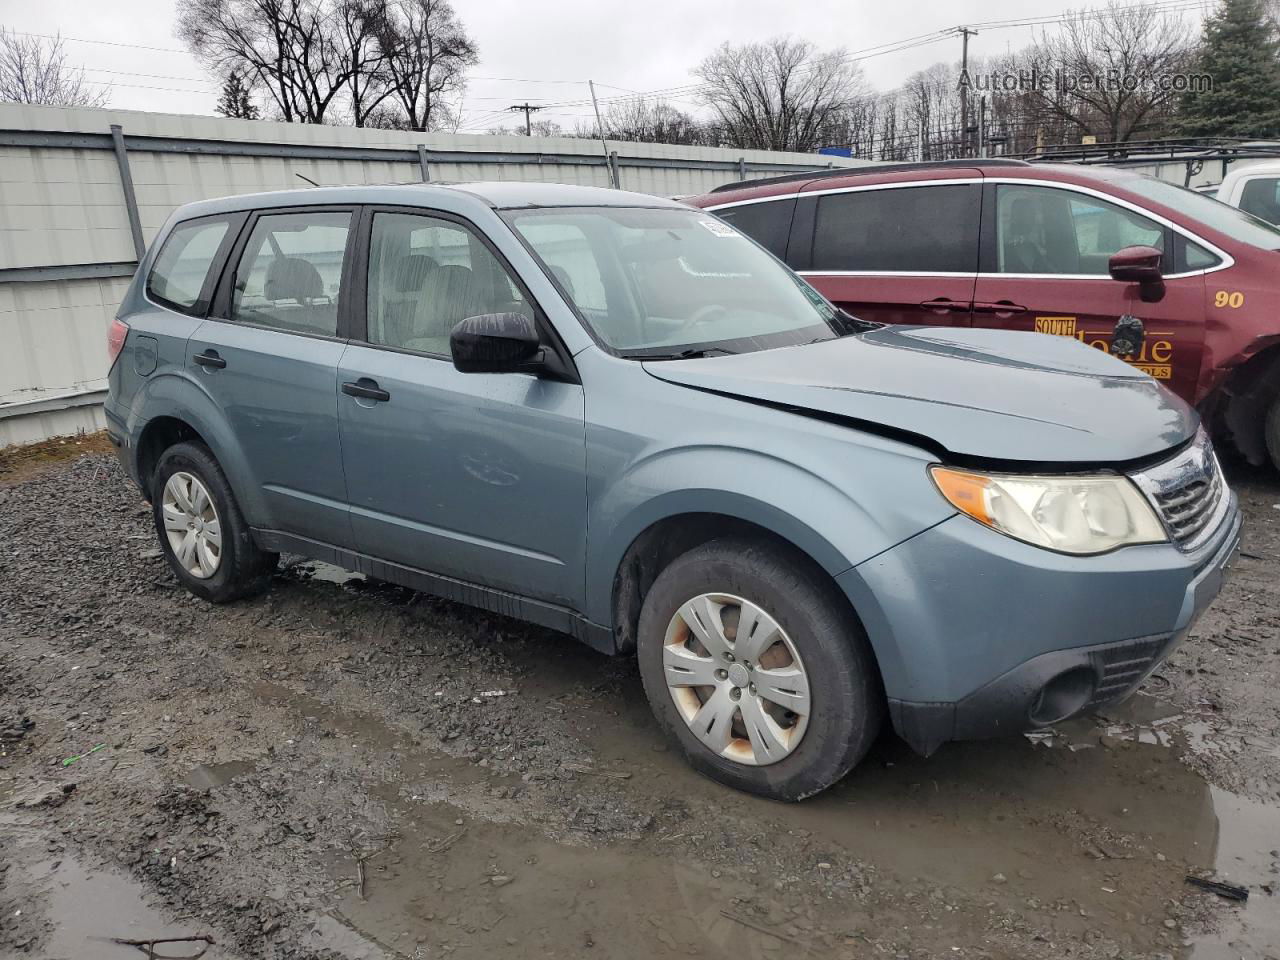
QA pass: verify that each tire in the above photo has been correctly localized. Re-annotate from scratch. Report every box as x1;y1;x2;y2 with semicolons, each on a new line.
150;441;277;603
637;537;883;801
1267;393;1280;473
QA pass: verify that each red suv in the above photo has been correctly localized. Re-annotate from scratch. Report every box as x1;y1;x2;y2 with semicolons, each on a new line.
689;159;1280;469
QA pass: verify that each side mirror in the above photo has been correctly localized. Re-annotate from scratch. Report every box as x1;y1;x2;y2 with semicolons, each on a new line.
450;312;542;374
1108;245;1165;303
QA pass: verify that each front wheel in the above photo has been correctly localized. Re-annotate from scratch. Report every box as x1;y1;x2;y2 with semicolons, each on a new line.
636;538;883;801
151;442;277;603
1266;392;1280;472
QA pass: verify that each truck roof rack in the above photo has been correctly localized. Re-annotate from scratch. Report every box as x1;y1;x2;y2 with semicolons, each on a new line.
709;157;1032;194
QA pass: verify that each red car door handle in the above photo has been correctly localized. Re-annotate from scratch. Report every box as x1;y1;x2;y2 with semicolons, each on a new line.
973;300;1027;316
921;297;970;313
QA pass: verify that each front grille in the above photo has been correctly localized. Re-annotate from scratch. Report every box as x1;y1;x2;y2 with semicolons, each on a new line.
1131;429;1229;553
1087;635;1167;707
1153;469;1224;547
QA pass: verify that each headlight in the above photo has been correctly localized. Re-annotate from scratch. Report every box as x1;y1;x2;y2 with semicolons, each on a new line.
929;465;1167;555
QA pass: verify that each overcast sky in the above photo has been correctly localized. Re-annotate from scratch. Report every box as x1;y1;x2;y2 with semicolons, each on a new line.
0;0;1208;131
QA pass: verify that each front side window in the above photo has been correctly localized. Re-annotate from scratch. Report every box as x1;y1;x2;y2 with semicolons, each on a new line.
996;185;1163;275
714;198;796;259
505;206;840;357
231;211;351;337
1239;177;1280;224
147;216;231;314
366;212;534;355
811;184;980;273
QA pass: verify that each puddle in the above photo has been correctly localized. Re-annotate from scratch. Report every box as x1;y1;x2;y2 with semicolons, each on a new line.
185;760;257;791
326;802;845;960
0;813;225;959
287;560;416;605
1190;787;1280;959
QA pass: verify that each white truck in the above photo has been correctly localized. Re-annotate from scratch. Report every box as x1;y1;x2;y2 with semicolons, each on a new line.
1216;159;1280;224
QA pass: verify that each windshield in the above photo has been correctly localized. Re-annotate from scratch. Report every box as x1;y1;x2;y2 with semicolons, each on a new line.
503;206;842;357
1122;175;1280;250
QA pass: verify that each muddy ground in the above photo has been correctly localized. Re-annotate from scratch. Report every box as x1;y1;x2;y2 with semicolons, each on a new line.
1;440;1278;960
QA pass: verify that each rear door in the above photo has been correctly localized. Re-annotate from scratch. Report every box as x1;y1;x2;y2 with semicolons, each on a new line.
336;207;587;607
788;176;983;327
192;206;357;546
970;182;1207;401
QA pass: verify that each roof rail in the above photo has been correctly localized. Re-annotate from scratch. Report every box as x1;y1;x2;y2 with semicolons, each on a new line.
709;157;1031;194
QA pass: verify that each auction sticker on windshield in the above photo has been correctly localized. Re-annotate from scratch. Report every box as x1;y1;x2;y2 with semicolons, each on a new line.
699;219;740;238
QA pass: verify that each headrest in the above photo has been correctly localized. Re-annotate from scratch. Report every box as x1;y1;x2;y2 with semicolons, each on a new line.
265;257;324;302
394;254;438;292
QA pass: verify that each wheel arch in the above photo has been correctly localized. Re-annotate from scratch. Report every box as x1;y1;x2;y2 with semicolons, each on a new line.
128;374;266;524
1215;336;1280;466
606;507;876;671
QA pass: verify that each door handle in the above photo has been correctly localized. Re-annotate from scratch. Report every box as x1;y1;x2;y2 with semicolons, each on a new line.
973;300;1027;317
193;349;226;369
342;379;391;403
920;297;970;313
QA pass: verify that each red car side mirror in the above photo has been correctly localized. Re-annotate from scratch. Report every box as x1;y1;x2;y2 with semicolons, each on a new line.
1108;245;1165;302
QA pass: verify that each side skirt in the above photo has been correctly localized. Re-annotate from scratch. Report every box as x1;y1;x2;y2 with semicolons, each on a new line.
252;528;617;656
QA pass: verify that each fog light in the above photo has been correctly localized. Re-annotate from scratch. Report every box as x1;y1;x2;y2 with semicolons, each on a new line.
1029;667;1096;726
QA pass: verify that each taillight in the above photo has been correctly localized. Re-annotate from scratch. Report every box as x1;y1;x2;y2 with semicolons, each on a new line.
107;317;129;366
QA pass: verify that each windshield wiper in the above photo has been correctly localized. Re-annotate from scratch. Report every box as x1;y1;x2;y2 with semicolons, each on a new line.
629;346;737;361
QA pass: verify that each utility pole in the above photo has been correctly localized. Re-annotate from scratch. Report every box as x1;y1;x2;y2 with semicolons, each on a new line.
957;26;978;158
978;95;988;158
507;102;545;136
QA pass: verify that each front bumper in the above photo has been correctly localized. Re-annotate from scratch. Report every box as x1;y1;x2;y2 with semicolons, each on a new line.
839;495;1241;756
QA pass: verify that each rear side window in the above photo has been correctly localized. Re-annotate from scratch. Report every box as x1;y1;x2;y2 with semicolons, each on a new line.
366;211;533;356
231;211;351;337
1239;177;1280;224
811;184;980;272
147;217;232;314
714;198;796;259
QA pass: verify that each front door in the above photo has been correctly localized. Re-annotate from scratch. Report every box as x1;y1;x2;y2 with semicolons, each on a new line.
337;209;587;607
970;183;1206;402
192;207;356;546
795;178;983;328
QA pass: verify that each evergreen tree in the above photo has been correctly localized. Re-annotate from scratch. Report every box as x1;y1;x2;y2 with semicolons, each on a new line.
215;71;259;120
1179;0;1280;137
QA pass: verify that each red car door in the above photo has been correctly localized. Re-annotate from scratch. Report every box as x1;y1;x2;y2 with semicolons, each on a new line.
970;181;1207;402
793;174;983;328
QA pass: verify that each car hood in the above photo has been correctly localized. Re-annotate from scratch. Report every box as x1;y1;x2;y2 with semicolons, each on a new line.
643;326;1197;464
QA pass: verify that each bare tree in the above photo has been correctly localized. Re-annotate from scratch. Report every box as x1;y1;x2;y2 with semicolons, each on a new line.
378;0;476;131
0;29;109;107
337;0;396;125
695;37;865;151
1021;1;1194;143
489;118;566;137
594;98;706;145
178;0;360;123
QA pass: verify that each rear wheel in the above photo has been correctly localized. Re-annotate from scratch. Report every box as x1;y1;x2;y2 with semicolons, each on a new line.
151;442;277;603
637;538;882;801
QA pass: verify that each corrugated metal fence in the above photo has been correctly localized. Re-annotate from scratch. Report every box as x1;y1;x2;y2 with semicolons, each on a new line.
0;103;862;445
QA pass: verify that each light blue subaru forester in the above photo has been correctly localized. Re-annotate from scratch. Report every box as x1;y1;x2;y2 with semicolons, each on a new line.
106;182;1240;800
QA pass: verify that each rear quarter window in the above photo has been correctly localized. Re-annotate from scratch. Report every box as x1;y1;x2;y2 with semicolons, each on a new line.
147;216;234;315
